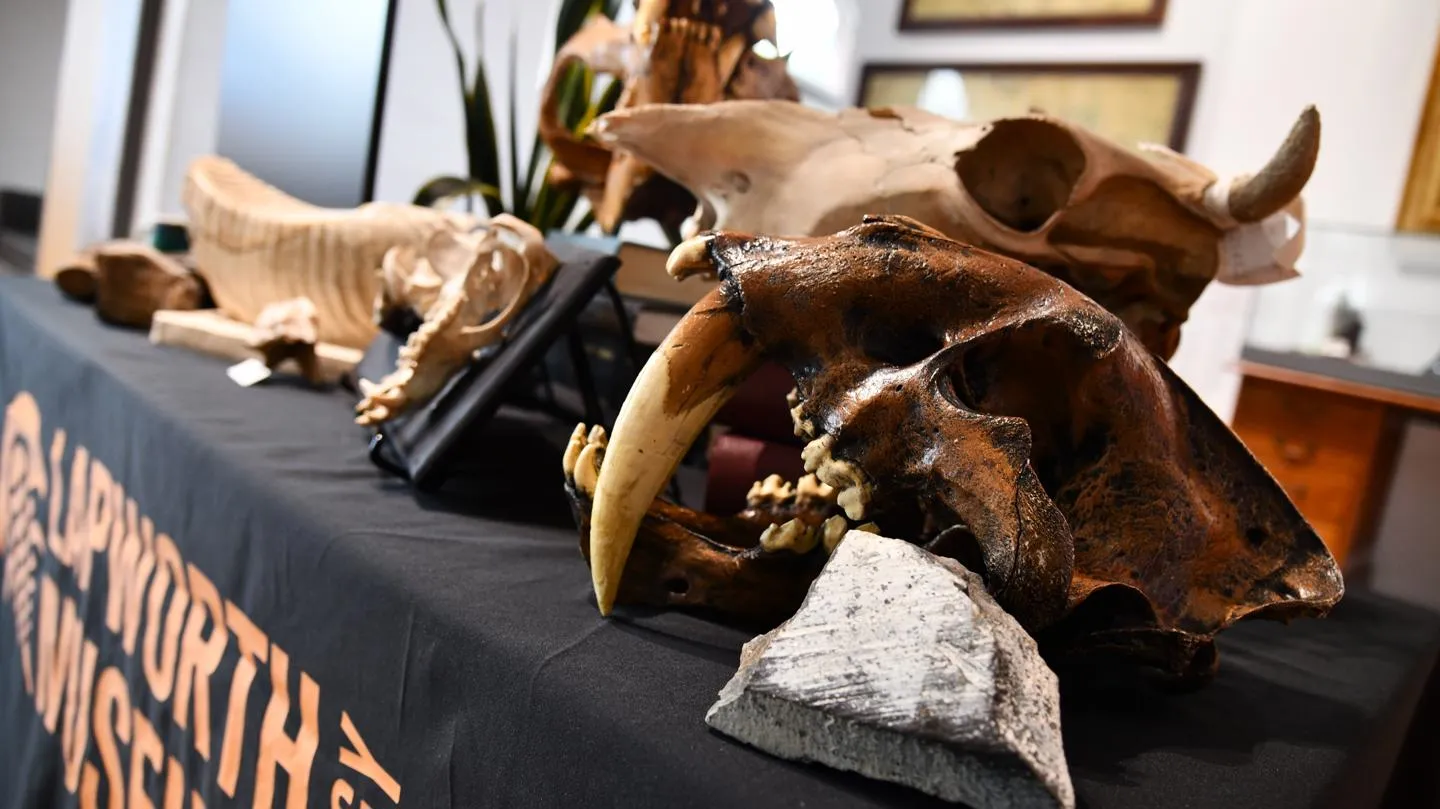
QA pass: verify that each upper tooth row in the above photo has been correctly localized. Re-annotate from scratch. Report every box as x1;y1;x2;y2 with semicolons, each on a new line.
747;472;835;508
787;388;815;439
746;474;794;505
800;434;870;521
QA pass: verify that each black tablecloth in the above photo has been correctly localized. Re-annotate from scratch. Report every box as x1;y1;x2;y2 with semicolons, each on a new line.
2;275;1439;809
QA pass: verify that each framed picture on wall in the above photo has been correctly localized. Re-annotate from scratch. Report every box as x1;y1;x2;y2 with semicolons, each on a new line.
899;0;1168;30
858;62;1200;151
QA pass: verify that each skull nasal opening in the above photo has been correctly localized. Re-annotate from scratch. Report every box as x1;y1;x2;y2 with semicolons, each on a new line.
957;119;1087;232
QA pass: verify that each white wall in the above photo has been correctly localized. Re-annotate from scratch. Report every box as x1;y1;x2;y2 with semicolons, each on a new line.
372;0;556;206
850;0;1440;419
34;0;146;277
0;0;70;192
131;0;229;231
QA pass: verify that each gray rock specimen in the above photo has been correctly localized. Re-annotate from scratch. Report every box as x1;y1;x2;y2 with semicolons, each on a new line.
705;531;1074;808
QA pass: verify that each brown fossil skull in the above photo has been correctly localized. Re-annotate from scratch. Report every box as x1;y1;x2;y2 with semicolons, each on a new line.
540;1;798;235
591;101;1320;358
565;216;1343;682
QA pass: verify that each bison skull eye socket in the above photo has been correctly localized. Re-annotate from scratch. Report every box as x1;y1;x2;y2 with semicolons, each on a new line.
853;321;944;367
957;119;1087;233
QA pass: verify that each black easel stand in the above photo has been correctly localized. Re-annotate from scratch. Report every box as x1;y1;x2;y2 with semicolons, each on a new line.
358;235;630;491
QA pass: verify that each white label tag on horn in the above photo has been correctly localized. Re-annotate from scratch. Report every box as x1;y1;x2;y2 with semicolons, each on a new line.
1216;196;1306;286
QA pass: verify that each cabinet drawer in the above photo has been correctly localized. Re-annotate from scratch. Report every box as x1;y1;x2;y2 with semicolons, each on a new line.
1231;376;1389;564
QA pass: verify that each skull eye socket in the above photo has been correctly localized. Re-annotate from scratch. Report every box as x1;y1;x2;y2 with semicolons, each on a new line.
856;323;944;367
957;119;1087;232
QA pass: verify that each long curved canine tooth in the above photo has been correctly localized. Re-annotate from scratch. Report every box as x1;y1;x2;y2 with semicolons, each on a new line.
183;156;476;348
586;288;763;615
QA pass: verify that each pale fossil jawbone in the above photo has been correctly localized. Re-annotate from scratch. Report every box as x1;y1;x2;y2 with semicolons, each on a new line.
355;214;558;427
183;156;478;349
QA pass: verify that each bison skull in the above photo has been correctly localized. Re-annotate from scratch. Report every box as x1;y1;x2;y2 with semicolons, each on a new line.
565;216;1343;683
591;101;1319;358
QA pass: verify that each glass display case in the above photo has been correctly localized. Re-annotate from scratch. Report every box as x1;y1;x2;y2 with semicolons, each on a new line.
1244;225;1440;388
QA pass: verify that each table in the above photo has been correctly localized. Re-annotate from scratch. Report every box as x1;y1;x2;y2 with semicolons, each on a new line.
1;275;1438;809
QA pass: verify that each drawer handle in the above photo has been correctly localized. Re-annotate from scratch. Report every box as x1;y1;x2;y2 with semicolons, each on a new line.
1275;437;1315;464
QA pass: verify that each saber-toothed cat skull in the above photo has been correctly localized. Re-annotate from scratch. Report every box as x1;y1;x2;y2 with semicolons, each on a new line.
565;216;1343;684
591;102;1320;358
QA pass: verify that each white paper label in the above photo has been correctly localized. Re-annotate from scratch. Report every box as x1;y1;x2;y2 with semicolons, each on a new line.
226;358;273;387
1216;196;1306;286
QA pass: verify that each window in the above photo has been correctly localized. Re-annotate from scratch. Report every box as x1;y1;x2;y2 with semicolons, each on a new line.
770;0;851;108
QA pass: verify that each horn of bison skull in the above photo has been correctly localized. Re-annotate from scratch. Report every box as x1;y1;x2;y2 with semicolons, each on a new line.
591;101;1320;358
562;216;1343;684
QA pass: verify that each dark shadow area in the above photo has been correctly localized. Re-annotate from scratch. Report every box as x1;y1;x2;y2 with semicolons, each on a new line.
609;611;749;667
412;406;578;527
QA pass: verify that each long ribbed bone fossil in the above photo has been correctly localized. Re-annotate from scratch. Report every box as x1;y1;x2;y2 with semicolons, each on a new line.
540;0;798;234
355;215;558;426
592;102;1319;358
565;216;1343;684
183;156;477;349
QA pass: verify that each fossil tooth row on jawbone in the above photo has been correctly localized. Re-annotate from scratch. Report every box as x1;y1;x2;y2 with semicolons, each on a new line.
183;156;478;349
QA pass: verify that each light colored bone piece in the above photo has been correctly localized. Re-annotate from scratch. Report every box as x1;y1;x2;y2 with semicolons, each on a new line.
148;309;361;384
183;156;477;349
355;215;559;426
249;297;322;383
707;532;1074;809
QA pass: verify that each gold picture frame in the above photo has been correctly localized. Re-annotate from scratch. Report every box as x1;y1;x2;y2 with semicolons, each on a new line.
1398;43;1440;232
858;62;1200;151
900;0;1168;30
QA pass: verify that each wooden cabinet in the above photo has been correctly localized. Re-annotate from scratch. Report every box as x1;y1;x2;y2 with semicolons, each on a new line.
1231;376;1394;564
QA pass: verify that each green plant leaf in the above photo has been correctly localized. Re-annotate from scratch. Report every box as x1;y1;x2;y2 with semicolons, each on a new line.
507;29;525;220
553;0;608;53
576;76;623;132
468;54;505;215
434;0;469;102
413;175;504;209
